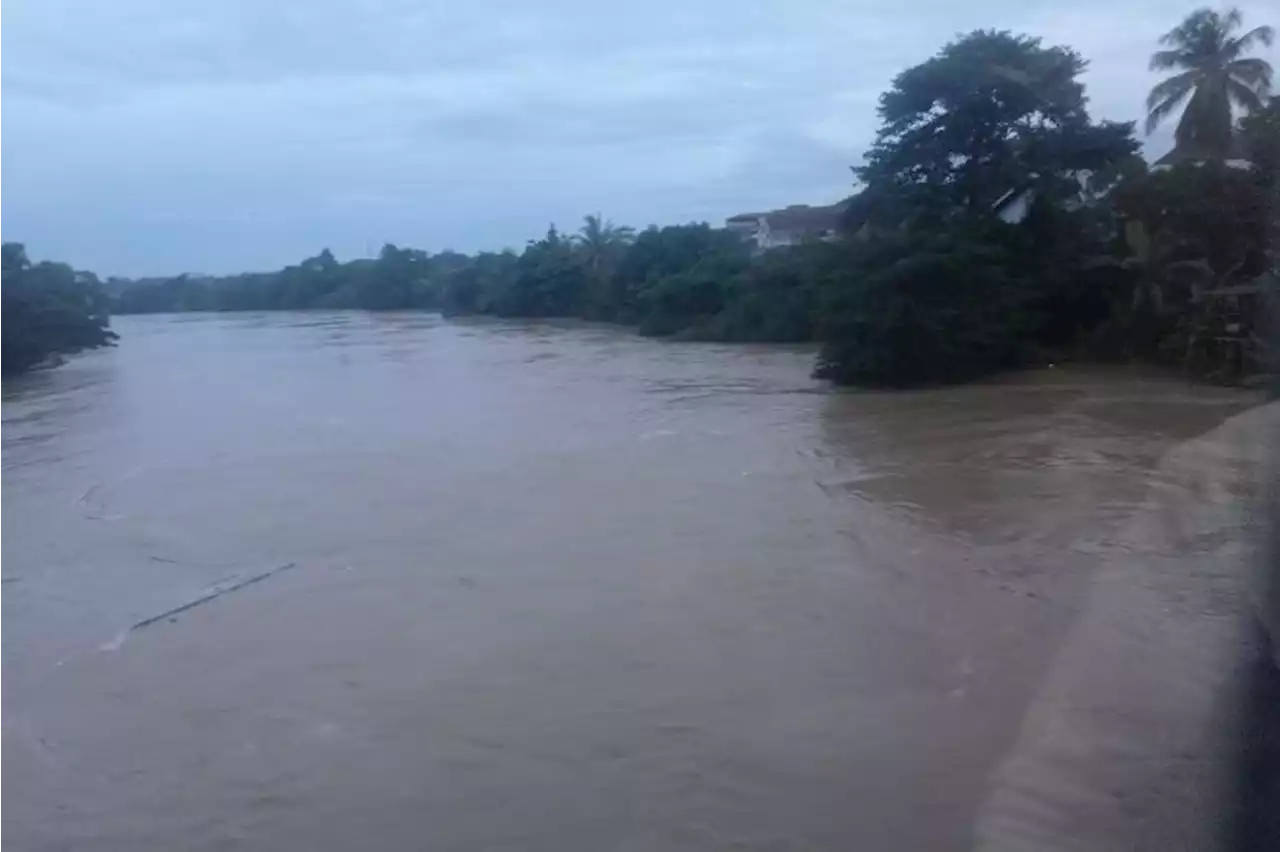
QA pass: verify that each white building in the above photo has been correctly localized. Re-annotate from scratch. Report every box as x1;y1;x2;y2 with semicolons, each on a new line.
725;202;848;251
1150;136;1253;172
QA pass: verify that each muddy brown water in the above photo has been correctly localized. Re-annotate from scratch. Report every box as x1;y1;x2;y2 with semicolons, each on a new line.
1;312;1259;851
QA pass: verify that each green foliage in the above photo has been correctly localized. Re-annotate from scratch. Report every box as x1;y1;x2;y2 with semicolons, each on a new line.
438;251;517;316
1081;220;1215;358
859;30;1138;219
814;225;1042;386
575;214;635;321
1240;95;1280;187
1112;162;1270;285
696;246;825;343
489;226;588;318
1146;7;1273;156
816;29;1142;386
115;244;443;314
2;243;118;376
631;227;752;336
614;224;746;325
1098;159;1275;369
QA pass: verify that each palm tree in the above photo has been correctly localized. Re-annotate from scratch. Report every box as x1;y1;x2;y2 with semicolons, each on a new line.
574;214;635;320
576;214;635;262
1146;7;1273;158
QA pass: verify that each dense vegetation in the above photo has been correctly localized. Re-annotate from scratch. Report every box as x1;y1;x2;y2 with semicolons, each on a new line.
2;243;117;376
8;8;1275;386
111;220;785;341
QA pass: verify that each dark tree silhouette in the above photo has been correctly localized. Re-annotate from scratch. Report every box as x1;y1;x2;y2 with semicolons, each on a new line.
1146;7;1273;157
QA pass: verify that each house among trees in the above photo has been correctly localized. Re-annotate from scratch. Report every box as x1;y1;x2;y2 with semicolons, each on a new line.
1151;134;1254;171
725;201;849;251
991;186;1037;224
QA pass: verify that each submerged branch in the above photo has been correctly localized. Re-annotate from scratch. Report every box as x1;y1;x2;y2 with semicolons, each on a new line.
102;562;298;650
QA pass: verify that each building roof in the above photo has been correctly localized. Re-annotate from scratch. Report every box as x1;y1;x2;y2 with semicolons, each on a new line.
726;201;849;233
765;203;847;234
1153;135;1251;168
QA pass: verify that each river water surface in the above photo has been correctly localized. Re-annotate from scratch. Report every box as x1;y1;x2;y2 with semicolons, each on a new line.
2;312;1258;850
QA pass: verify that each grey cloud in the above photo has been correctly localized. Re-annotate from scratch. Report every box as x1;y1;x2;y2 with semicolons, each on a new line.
3;0;1275;275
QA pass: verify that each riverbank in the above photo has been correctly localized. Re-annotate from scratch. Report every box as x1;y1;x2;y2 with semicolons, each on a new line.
976;399;1278;851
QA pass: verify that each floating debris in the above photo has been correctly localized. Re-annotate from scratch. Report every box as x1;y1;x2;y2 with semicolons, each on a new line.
101;562;298;651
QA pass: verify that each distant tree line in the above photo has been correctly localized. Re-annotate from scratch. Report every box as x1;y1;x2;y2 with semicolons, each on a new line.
2;243;117;376
10;8;1276;386
110;220;808;340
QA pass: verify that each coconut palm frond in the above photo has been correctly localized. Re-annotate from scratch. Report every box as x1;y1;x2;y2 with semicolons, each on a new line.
1227;77;1267;113
1159;9;1213;47
1228;57;1274;89
1146;69;1199;110
1147;8;1274;148
1150;48;1193;71
1226;24;1275;59
1146;88;1195;135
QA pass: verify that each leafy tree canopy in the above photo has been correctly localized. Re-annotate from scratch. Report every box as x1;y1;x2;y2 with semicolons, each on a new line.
1240;94;1280;180
859;30;1138;218
2;243;119;376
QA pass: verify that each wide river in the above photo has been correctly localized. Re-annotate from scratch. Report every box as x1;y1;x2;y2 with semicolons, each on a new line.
2;312;1260;850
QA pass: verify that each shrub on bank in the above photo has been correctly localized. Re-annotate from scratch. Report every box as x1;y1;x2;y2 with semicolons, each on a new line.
814;228;1041;387
2;243;118;376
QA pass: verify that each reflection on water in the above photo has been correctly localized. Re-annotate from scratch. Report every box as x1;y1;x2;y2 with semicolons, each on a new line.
2;313;1256;851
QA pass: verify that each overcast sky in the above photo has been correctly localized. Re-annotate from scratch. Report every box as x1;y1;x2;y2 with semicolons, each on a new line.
3;1;1275;276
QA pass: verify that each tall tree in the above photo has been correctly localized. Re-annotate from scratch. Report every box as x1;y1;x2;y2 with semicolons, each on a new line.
2;243;118;375
576;214;635;258
858;30;1137;219
575;214;635;320
1146;7;1273;158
